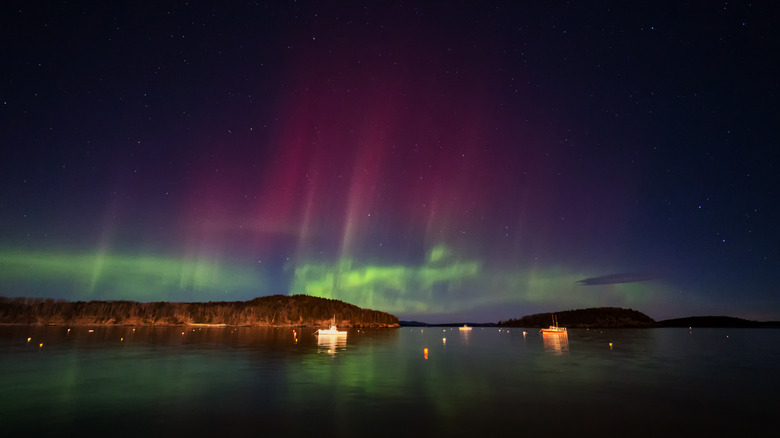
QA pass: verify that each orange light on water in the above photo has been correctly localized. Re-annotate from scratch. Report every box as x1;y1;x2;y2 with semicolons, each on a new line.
120;337;124;342
609;342;613;349
27;337;31;343
39;343;43;348
442;338;446;344
424;348;429;359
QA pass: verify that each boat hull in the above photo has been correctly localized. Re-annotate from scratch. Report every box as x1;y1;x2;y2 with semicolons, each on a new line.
317;329;347;336
541;329;567;334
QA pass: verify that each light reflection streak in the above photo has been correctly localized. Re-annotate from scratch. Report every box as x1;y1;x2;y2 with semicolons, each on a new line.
542;332;569;354
317;334;347;356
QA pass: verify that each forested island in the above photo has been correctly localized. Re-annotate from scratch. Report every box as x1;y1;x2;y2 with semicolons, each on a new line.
0;295;400;328
499;307;658;328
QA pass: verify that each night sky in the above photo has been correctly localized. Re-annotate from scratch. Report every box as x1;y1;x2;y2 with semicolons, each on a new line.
2;2;778;323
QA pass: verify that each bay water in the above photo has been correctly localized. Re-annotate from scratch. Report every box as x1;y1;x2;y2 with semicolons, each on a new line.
1;325;776;436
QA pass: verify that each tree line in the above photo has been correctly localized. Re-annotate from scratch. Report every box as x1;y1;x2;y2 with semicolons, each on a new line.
0;295;400;327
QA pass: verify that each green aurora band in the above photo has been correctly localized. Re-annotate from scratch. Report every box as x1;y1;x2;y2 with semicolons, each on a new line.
290;245;482;313
0;249;265;301
290;244;666;316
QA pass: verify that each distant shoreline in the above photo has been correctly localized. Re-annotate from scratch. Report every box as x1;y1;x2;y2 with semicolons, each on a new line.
3;298;777;329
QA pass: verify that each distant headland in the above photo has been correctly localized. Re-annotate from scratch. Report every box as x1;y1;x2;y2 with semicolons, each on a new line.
657;315;780;328
0;295;400;328
498;307;780;329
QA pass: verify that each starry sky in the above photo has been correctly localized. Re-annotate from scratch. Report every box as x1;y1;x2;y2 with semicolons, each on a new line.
1;1;778;323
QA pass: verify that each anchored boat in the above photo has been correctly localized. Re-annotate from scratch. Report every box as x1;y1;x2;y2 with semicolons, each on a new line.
316;315;347;336
540;314;567;334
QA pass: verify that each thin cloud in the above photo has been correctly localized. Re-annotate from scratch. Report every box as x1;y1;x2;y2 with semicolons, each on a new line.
577;272;658;286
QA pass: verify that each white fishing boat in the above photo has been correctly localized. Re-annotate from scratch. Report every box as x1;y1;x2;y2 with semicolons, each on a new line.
540;314;567;334
316;315;347;336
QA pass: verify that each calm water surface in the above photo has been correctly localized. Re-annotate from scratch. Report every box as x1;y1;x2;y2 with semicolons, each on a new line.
1;325;777;436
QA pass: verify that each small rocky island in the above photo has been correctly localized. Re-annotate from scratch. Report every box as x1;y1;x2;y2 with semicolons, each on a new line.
0;294;400;328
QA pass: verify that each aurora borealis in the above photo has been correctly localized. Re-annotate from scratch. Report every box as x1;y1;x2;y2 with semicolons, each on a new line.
1;2;777;322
